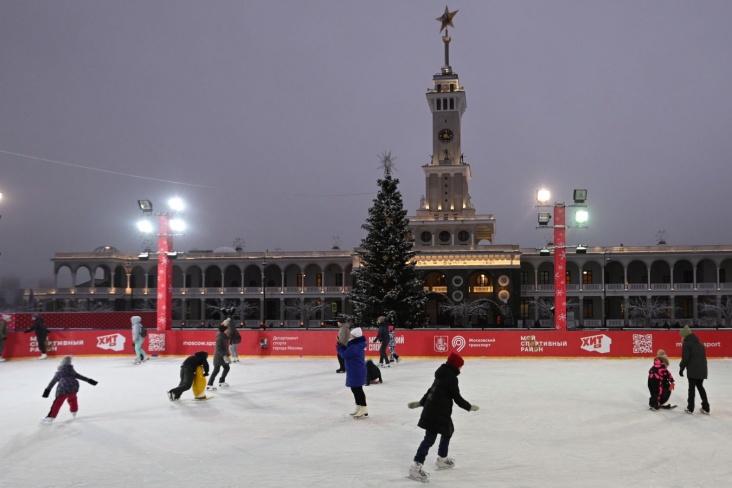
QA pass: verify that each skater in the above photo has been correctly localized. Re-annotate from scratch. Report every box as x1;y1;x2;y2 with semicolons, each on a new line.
0;314;8;362
40;355;98;424
336;327;368;418
130;316;149;364
647;349;675;410
373;316;390;367
407;352;479;482
225;318;241;362
679;326;710;414
207;325;231;390
388;324;400;363
25;313;49;359
366;359;383;385
168;351;209;401
335;319;350;373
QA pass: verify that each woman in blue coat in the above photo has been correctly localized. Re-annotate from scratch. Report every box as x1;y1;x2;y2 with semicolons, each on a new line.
336;327;368;418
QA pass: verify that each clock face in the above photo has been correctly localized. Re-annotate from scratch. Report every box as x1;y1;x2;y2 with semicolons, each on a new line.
438;128;453;143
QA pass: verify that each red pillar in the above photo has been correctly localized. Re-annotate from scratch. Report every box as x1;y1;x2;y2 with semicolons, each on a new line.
553;204;567;330
156;214;173;331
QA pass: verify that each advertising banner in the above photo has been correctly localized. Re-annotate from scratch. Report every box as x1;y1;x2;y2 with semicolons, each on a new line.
4;329;731;359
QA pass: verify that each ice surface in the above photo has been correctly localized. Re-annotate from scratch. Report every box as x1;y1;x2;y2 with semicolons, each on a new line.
1;356;731;488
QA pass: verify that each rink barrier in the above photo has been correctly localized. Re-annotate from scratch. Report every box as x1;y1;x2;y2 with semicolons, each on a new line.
3;328;731;359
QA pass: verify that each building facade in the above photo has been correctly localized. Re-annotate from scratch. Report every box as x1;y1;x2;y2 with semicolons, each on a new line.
24;18;732;329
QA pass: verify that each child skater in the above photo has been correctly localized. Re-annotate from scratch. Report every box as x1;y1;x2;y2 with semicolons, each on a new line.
648;348;675;411
41;356;98;424
388;324;400;363
407;352;479;482
336;326;368;418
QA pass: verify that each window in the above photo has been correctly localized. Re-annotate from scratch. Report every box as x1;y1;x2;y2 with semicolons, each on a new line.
520;299;531;319
476;274;489;286
316;273;323;287
439;231;451;243
458;230;469;242
583;299;594;319
335;273;343;287
566;271;571;285
539;271;551;285
297;274;303;287
449;98;455;110
521;271;529;285
421;231;432;243
436;99;441;110
582;270;593;285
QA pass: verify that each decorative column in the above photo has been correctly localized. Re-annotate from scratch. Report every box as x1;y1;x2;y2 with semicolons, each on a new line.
157;214;173;331
553;204;567;331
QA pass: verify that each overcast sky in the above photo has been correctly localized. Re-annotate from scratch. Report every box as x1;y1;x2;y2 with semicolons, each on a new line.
2;1;732;288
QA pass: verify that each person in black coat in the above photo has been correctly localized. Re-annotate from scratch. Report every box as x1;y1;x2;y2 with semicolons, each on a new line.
25;313;49;359
168;351;209;401
373;316;390;367
406;352;479;482
679;326;710;414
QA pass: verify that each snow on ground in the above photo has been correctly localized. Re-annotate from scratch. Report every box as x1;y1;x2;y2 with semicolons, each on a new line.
0;355;731;488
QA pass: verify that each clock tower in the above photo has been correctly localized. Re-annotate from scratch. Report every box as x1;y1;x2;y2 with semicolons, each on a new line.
411;10;496;248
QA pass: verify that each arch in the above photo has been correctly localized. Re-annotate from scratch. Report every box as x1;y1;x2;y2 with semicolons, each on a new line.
185;266;203;288
172;266;185;288
696;259;716;284
672;259;693;284
650;260;671;284
468;270;493;294
93;265;110;287
223;265;242;287
423;271;447;292
283;263;303;288
56;265;73;288
204;265;223;287
303;264;322;287
626;260;648;284
75;266;92;288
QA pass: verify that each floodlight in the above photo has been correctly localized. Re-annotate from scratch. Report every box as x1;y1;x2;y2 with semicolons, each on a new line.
168;197;185;212
539;247;551;256
538;212;552;226
169;218;186;233
536;189;551;204
576;245;587;254
138;200;153;214
573;189;587;204
138;252;150;260
137;220;154;234
574;209;589;226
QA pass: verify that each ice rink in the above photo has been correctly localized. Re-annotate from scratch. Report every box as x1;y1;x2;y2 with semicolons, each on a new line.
1;355;731;488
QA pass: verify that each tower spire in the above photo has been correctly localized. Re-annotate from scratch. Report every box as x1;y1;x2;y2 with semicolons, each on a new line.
436;6;458;74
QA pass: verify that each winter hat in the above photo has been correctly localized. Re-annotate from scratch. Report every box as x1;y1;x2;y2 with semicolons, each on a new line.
222;318;232;327
680;325;692;338
656;349;669;366
351;327;363;338
218;325;227;333
388;325;394;332
447;352;464;369
60;356;72;367
130;316;142;325
377;316;386;324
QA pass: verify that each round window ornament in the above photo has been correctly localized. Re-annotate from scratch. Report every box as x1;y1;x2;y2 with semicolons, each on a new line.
451;275;464;287
498;275;510;287
451;290;464;302
498;290;510;303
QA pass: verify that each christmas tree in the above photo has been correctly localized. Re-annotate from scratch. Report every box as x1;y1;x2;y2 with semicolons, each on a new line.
347;153;427;328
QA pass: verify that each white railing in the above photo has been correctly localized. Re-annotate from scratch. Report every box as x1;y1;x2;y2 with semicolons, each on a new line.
583;284;601;291
675;283;693;290
651;284;670;290
607;284;624;291
538;284;554;292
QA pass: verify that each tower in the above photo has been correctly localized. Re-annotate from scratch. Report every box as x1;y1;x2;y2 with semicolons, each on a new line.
411;9;496;248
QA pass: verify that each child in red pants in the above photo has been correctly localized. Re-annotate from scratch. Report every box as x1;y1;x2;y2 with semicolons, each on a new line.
41;356;98;424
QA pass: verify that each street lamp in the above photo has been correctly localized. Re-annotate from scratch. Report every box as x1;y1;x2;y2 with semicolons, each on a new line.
535;188;589;330
603;249;611;327
136;197;185;331
124;259;133;311
261;260;267;327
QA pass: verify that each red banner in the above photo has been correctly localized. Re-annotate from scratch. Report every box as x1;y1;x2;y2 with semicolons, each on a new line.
4;329;731;359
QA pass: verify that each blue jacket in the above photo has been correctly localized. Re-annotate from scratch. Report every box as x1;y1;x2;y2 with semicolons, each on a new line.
336;336;367;387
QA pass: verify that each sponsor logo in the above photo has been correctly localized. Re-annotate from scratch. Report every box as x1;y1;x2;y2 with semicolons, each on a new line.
97;333;126;352
580;334;612;354
434;336;449;353
452;336;466;352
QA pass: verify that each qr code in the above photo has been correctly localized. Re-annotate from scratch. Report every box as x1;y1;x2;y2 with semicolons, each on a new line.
148;333;166;352
632;334;653;354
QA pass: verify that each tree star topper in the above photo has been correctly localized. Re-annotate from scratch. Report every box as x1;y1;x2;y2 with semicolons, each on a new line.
378;151;397;177
437;6;458;33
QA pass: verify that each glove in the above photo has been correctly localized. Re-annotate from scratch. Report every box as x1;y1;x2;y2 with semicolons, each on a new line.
470;405;480;411
407;401;421;409
42;388;51;398
88;379;98;386
223;356;231;364
670;383;675;391
679;369;684;377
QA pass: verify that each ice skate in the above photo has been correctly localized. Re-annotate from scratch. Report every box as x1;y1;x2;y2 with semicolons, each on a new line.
349;405;360;416
435;456;455;469
685;408;693;414
353;406;369;419
167;391;178;402
134;359;141;365
407;462;430;483
0;358;7;362
218;382;229;388
40;417;54;425
206;385;217;391
701;409;710;415
72;412;77;418
649;406;659;411
39;354;47;360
